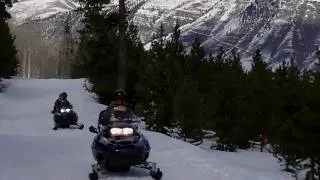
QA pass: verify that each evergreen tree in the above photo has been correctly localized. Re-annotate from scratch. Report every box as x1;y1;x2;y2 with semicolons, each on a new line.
135;23;179;133
269;58;305;175
300;70;320;179
316;47;320;62
136;22;204;137
58;12;74;78
123;22;146;108
171;36;207;142
72;0;145;105
0;0;19;80
186;35;204;78
211;48;247;151
246;49;275;152
173;76;204;142
166;22;185;88
289;69;320;179
71;0;113;79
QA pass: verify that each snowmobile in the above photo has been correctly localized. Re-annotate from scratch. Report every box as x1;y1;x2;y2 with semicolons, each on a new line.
52;105;84;130
88;105;163;180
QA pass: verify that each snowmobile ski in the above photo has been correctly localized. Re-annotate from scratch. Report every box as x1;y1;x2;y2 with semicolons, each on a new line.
89;162;163;180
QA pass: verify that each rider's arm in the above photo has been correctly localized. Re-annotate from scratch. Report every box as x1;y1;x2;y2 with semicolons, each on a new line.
53;100;59;112
66;100;73;108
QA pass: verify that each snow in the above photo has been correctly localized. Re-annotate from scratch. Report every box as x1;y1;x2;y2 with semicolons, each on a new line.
8;0;79;25
220;2;237;22
0;78;293;180
142;0;192;10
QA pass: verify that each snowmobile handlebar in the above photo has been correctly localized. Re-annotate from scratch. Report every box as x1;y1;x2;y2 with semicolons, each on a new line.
89;126;98;134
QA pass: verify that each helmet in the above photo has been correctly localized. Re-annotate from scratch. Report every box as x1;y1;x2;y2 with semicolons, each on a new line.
114;89;126;97
113;89;126;104
59;92;67;100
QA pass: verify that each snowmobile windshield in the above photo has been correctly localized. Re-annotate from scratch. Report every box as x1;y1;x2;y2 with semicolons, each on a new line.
108;105;137;122
60;101;72;108
110;111;134;122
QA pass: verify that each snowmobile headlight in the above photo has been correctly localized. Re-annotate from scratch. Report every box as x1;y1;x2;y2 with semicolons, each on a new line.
123;128;133;135
60;109;66;113
110;128;134;136
110;128;123;136
66;108;71;112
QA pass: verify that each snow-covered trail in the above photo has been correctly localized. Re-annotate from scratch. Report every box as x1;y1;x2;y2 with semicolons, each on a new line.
0;79;292;180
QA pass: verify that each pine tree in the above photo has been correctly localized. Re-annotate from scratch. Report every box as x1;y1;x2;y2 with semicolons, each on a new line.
72;0;145;105
166;21;185;88
188;36;213;129
316;47;320;63
169;35;207;142
269;58;305;175
295;69;320;179
187;35;204;78
123;22;146;108
135;23;176;133
58;12;74;78
173;76;204;142
211;47;247;151
246;49;274;152
0;0;19;80
136;22;191;135
71;0;116;102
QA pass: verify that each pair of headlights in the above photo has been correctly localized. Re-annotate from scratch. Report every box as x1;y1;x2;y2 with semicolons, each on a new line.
98;127;135;145
60;108;71;113
110;128;134;136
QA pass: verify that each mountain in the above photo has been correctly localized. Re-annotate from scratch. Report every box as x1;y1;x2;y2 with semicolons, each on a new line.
0;78;293;180
7;0;320;77
8;0;81;78
133;0;320;70
8;0;79;25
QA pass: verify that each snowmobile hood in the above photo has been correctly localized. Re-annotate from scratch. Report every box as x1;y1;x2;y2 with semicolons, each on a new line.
106;121;135;128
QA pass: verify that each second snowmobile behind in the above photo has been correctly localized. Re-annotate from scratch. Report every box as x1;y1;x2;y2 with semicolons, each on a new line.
51;92;84;130
52;105;84;130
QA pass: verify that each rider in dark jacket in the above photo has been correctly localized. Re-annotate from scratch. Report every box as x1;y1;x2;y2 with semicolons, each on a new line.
51;92;72;114
51;92;83;130
98;89;133;130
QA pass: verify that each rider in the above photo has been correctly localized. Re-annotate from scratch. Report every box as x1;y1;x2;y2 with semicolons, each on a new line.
98;89;131;129
51;92;72;114
51;92;83;130
109;89;127;108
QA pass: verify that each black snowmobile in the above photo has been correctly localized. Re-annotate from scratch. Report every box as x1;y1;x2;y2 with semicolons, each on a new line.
88;105;163;180
52;104;84;130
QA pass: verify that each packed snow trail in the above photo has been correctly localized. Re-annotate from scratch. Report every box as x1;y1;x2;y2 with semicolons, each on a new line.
0;79;292;180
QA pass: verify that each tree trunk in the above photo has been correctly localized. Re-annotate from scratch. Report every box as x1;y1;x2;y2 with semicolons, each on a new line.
23;43;27;78
260;133;264;152
118;0;127;90
27;41;31;79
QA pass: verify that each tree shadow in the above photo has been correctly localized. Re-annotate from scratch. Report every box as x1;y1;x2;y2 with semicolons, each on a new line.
0;80;8;93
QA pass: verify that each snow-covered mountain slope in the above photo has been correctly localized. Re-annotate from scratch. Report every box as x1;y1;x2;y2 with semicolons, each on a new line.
0;79;292;180
8;0;79;25
7;0;140;25
7;0;320;72
133;0;320;69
